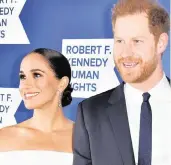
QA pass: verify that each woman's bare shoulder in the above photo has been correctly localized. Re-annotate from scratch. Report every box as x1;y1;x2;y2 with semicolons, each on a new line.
0;122;34;151
0;119;33;137
0;120;30;136
0;125;21;151
0;125;19;136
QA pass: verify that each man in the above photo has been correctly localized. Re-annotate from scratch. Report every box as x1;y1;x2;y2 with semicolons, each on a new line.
73;0;171;165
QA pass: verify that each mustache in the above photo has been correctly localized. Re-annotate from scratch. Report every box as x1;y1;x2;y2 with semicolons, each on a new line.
117;56;142;63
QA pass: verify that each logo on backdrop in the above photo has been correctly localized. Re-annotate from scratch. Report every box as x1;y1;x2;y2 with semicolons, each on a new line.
0;88;22;128
0;0;29;44
62;39;119;98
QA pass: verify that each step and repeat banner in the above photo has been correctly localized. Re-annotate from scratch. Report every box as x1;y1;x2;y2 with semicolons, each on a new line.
0;0;170;128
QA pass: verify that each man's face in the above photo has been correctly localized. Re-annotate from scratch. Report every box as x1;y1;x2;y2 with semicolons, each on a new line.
113;13;159;83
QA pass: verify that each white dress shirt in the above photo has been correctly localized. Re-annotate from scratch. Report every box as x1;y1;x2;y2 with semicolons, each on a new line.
124;74;171;165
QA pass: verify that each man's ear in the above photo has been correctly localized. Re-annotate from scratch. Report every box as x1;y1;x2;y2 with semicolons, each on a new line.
156;33;169;55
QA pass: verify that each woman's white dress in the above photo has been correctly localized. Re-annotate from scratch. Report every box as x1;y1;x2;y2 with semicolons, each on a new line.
0;150;73;165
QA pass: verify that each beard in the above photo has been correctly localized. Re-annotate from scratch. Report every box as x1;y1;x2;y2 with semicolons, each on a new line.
114;55;158;83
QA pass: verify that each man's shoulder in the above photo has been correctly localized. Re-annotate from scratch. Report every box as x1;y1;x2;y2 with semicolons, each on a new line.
80;84;121;108
83;88;113;103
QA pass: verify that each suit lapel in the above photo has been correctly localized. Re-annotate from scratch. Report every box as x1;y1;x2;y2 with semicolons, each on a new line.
106;83;135;165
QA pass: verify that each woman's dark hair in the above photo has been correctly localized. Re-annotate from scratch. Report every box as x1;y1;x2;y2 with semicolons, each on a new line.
32;48;73;107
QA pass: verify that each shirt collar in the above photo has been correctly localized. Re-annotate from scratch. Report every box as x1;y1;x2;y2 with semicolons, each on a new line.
124;82;143;102
149;74;171;101
124;74;171;101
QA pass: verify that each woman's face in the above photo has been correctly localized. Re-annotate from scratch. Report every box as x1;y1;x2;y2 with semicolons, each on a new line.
19;53;61;110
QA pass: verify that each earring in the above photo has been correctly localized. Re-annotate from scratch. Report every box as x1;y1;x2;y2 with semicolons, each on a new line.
57;90;62;107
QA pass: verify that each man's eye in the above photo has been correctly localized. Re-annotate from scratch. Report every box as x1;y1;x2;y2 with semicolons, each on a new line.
116;40;123;43
134;40;142;43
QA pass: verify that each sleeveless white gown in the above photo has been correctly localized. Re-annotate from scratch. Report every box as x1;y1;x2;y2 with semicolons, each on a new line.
0;150;73;165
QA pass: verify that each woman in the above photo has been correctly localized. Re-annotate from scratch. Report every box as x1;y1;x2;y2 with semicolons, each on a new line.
0;48;74;165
